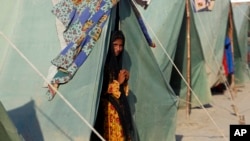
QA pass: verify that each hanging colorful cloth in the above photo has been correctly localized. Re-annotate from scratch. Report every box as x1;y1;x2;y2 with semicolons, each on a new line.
50;0;119;84
222;37;234;76
224;36;234;74
222;50;229;76
129;0;155;48
192;0;216;12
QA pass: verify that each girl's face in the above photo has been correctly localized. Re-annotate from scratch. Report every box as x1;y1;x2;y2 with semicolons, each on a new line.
113;38;124;56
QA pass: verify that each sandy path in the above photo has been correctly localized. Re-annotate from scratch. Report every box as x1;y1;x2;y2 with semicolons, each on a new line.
176;82;250;141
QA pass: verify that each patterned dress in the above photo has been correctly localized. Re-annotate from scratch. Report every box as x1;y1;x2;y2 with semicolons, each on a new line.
102;80;131;141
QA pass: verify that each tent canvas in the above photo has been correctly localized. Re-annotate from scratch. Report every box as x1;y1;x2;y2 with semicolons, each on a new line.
170;0;250;107
0;0;178;140
0;101;23;141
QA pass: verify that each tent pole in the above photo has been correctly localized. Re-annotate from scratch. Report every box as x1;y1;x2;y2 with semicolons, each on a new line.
186;0;191;118
228;3;235;97
228;3;245;124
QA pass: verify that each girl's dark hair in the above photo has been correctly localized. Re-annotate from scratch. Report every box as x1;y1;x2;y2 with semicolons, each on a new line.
104;30;125;83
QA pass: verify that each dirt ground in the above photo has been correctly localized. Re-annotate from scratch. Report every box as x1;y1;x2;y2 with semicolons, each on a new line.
175;82;250;141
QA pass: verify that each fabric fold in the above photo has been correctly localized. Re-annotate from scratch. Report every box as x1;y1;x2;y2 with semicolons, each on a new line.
50;0;119;84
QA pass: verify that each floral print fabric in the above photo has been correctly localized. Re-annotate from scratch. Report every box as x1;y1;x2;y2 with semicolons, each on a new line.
103;100;125;141
102;80;131;140
107;80;129;98
50;0;119;84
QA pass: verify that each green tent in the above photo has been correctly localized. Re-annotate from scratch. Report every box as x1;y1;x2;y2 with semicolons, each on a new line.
170;0;250;107
0;101;23;141
0;0;178;140
232;3;250;84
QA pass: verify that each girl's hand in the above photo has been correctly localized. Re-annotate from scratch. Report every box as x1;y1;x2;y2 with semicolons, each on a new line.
118;69;129;84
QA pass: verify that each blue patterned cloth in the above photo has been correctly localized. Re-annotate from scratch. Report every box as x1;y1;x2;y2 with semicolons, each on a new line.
50;0;119;84
225;37;234;74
